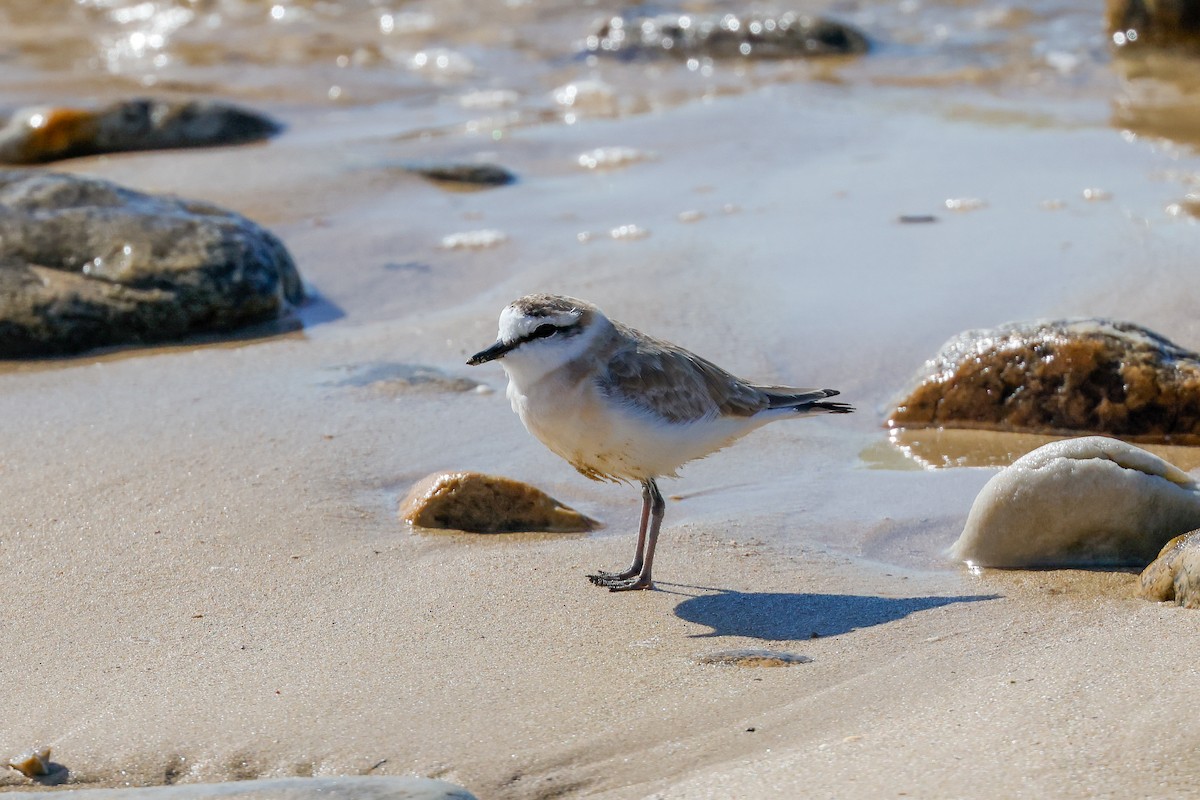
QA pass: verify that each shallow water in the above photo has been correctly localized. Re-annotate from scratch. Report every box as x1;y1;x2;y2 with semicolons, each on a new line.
3;0;1200;574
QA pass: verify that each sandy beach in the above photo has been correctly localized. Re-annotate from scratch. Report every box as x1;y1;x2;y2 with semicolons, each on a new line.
4;1;1200;797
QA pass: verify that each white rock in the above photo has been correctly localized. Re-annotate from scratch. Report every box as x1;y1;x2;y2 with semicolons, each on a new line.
951;436;1200;567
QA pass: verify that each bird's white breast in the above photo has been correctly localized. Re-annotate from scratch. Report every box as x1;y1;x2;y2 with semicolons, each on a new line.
503;362;771;481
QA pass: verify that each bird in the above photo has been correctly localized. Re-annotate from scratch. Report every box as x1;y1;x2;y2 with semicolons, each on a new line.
467;294;853;591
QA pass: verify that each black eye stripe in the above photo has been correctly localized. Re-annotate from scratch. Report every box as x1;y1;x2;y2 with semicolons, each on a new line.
515;321;579;347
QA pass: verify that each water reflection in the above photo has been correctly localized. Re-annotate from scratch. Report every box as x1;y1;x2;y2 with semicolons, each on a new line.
866;426;1200;471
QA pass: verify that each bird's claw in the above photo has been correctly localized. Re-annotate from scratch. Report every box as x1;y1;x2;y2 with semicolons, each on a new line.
587;571;653;591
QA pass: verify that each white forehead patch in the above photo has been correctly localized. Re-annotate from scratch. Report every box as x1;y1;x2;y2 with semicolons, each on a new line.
498;303;582;343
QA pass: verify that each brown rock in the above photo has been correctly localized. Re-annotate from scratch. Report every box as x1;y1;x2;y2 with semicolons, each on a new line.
399;471;597;533
888;319;1200;444
7;746;51;778
1138;529;1200;607
0;99;280;165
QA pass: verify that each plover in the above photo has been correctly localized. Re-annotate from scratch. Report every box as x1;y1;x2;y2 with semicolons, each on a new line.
468;294;853;591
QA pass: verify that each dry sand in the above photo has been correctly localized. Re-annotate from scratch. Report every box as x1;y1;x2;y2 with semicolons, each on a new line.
4;77;1200;800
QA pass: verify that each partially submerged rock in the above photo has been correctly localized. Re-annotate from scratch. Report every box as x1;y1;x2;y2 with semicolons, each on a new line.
951;436;1200;567
0;170;302;357
0;99;281;164
1138;529;1200;606
404;163;515;188
586;12;869;60
400;471;598;533
889;319;1200;444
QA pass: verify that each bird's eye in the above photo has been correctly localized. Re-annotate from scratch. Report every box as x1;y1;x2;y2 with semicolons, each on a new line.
531;323;558;339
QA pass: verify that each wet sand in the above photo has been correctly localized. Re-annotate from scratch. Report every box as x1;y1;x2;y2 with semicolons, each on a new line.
6;2;1200;797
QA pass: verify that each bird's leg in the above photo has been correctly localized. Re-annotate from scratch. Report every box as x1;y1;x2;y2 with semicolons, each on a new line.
587;481;651;585
599;479;664;592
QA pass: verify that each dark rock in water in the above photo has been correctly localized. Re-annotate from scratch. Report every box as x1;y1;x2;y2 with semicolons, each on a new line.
0;170;302;357
1107;0;1200;47
0;99;281;164
400;471;598;533
586;12;869;60
889;319;1200;444
1139;529;1200;606
405;163;516;188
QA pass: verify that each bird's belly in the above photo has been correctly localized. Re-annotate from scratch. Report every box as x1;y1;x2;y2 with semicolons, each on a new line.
510;380;762;481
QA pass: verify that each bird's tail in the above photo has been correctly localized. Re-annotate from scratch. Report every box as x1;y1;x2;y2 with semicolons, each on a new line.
761;387;855;415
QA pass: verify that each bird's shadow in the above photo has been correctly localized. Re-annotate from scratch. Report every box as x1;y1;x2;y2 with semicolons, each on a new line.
668;587;1001;640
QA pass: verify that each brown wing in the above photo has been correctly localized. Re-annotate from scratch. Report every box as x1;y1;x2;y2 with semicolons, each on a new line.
598;324;769;423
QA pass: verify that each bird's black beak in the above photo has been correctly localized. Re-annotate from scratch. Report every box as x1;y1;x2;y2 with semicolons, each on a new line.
467;340;514;366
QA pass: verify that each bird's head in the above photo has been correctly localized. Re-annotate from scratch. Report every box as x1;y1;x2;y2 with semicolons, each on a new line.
468;294;605;382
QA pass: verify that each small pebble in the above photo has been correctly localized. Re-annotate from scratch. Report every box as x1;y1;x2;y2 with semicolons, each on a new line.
458;89;519;109
576;146;654;170
440;229;508;250
609;224;649;241
944;197;987;212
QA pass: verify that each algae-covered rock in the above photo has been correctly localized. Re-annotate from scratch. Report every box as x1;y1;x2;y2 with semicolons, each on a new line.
0;99;281;164
0;170;302;357
889;319;1200;444
1138;529;1200;607
400;471;598;533
951;436;1200;568
587;12;868;60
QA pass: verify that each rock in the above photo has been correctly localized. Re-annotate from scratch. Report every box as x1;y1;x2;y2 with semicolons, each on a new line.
951;436;1200;568
586;12;869;59
0;99;281;164
7;746;51;778
889;319;1200;444
0;170;302;357
695;649;813;667
400;471;598;533
13;776;476;799
404;163;515;188
1137;529;1200;606
1106;0;1200;47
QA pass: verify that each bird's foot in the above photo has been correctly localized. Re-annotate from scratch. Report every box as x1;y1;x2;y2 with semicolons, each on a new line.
587;565;639;582
587;571;653;591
